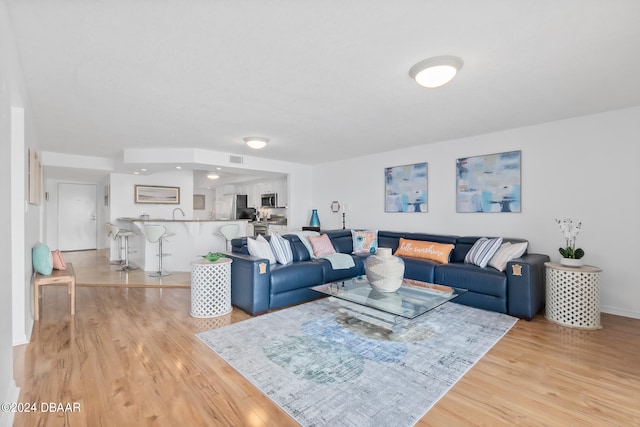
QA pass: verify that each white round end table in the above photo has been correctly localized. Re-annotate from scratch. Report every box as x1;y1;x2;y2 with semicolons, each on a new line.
191;258;233;318
545;262;602;330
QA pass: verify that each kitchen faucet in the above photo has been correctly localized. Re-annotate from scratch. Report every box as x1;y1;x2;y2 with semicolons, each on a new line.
172;207;185;220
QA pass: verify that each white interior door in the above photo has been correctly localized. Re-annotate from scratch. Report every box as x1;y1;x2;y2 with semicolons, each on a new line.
58;183;97;251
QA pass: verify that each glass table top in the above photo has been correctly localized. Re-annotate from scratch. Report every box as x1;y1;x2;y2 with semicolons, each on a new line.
311;276;467;319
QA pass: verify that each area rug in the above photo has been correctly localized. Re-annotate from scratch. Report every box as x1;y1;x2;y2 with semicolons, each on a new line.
197;298;517;427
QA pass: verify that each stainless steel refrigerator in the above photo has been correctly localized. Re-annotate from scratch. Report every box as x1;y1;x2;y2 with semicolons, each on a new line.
217;194;249;219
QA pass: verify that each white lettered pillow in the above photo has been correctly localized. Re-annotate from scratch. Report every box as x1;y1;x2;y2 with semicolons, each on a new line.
489;242;528;272
247;235;277;264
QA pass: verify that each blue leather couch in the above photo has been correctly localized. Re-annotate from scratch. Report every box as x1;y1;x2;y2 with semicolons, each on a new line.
227;229;549;320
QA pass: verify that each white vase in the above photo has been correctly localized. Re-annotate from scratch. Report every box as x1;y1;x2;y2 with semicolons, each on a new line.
560;257;583;267
365;247;405;292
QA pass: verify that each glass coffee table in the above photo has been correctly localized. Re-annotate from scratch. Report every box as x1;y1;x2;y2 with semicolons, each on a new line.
311;276;466;336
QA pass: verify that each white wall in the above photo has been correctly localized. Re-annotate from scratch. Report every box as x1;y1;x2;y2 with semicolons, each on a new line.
192;188;216;220
109;169;195;220
0;7;17;424
312;106;640;319
1;1;35;423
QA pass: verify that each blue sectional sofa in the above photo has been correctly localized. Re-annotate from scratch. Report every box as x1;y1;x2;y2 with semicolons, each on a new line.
227;229;549;320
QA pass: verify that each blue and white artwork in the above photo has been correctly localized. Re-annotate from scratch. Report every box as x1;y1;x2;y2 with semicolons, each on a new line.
456;151;521;213
385;162;428;213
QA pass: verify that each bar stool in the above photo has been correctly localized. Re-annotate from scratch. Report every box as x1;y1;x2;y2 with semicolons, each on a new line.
106;222;122;265
216;224;239;251
111;224;137;271
145;224;172;277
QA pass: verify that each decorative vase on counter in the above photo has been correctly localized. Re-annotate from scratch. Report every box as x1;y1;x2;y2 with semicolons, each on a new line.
365;247;405;292
309;209;320;227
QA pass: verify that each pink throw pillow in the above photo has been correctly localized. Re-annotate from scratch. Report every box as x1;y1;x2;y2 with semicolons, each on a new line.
51;250;67;270
307;234;336;257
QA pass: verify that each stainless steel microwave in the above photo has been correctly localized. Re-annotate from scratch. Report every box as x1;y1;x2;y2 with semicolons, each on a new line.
260;193;278;208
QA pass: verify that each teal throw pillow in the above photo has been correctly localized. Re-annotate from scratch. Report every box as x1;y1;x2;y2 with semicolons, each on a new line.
32;242;53;275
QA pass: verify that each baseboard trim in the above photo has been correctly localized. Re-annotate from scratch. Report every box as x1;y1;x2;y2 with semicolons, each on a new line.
601;305;640;320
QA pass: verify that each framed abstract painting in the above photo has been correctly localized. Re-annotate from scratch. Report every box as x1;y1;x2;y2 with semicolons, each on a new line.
134;185;180;204
456;150;521;213
384;162;428;213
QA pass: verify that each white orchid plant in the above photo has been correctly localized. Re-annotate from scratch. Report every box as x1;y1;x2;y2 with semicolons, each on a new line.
555;218;584;259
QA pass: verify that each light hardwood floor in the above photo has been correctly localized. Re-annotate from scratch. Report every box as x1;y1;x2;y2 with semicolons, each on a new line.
13;250;640;426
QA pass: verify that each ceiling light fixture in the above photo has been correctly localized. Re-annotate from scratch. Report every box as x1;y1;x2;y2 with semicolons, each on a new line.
206;173;220;180
244;136;269;150
409;56;464;89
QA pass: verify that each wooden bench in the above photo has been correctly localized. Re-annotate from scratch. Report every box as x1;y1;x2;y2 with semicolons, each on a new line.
33;263;76;321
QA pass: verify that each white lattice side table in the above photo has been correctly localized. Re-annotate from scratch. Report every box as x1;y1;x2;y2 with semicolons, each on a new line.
545;262;602;330
191;258;233;318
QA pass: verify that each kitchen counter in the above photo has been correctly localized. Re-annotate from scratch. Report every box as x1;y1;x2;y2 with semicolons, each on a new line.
115;218;248;272
118;217;250;222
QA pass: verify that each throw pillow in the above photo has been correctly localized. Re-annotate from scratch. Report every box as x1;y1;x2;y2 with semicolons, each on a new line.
465;237;504;268
51;249;67;270
307;234;337;257
393;238;454;264
351;230;378;254
297;230;320;259
488;241;528;272
247;235;276;264
269;233;294;265
32;242;53;275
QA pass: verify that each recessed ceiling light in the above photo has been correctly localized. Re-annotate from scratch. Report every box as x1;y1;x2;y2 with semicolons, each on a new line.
244;136;269;150
206;173;220;180
409;56;464;88
133;171;140;175
176;166;182;170
141;168;147;172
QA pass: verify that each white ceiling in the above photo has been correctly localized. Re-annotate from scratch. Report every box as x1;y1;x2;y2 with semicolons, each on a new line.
7;1;640;167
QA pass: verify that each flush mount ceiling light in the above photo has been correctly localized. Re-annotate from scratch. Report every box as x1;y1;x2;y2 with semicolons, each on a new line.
409;56;464;89
244;136;269;150
206;172;220;180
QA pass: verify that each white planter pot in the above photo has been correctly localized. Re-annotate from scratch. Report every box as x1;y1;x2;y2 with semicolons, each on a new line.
560;257;583;267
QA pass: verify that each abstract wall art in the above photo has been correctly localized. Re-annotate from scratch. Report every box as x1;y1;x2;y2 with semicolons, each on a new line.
385;162;428;213
456;150;521;213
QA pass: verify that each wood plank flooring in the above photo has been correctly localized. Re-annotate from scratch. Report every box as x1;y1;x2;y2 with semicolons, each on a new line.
13;250;640;426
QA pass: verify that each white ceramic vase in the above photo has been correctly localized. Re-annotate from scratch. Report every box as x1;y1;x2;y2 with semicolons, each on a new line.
560;257;583;267
365;247;405;292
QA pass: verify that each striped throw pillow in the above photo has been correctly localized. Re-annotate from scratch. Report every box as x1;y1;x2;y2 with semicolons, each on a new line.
488;242;528;272
247;235;276;264
464;237;503;268
269;233;294;265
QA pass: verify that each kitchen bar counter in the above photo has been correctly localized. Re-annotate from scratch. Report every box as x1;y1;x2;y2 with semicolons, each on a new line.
115;218;248;272
118;218;249;222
